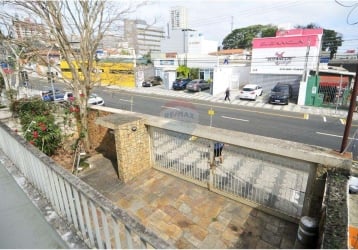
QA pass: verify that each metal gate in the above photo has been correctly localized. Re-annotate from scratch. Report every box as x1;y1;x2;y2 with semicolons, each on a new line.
150;127;311;219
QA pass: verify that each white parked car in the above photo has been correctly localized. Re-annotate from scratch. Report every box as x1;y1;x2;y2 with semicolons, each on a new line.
62;92;104;106
349;176;358;194
238;84;263;101
88;93;105;106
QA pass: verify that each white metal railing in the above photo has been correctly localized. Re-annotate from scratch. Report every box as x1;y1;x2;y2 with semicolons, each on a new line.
151;127;311;219
0;122;172;249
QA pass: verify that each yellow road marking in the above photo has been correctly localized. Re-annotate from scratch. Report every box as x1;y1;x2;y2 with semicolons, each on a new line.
304;114;309;120
340;118;346;125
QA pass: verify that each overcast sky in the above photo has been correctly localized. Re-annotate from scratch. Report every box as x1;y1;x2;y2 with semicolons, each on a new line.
131;0;358;51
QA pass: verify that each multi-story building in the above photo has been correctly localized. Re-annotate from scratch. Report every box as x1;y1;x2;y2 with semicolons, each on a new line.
12;17;49;41
122;19;165;56
170;6;188;30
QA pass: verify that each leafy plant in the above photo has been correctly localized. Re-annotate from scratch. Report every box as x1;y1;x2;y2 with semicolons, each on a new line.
13;98;62;156
177;65;190;78
24;116;62;155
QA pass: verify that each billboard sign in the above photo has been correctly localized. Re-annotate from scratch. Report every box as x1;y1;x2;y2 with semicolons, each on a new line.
251;30;323;75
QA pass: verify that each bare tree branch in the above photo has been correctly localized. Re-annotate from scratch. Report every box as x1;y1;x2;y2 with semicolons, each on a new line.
1;0;148;150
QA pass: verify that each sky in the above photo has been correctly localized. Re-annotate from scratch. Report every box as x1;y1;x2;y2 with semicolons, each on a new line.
131;0;358;52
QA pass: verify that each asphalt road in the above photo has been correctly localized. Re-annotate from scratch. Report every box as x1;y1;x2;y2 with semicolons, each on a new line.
29;77;356;152
101;89;351;150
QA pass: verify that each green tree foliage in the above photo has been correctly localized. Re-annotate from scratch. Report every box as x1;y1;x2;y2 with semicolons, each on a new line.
177;65;190;78
189;68;199;79
222;24;277;49
296;23;342;59
322;29;342;59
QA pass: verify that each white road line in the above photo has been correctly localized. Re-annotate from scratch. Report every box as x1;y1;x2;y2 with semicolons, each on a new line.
221;116;249;122
161;106;180;111
316;131;355;140
316;132;342;138
323;116;327;122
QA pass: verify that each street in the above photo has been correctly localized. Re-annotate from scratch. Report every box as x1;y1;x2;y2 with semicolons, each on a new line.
28;76;357;152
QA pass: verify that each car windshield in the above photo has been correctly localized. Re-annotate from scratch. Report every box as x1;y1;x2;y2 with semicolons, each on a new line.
243;87;255;91
272;86;288;93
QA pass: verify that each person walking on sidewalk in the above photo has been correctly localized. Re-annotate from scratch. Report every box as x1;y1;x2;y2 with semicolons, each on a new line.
224;87;231;102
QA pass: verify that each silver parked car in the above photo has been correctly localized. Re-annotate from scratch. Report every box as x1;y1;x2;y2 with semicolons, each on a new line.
186;79;210;92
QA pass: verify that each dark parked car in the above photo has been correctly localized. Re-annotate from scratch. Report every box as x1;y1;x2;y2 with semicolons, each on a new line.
269;83;292;105
41;89;62;101
142;76;163;87
173;78;191;90
186;79;210;92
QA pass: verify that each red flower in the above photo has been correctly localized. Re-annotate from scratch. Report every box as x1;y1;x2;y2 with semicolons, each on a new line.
33;131;39;139
29;141;35;145
69;96;75;102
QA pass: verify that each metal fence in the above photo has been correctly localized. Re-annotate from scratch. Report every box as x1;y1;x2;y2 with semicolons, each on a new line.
151;127;311;219
0;123;172;249
318;85;350;109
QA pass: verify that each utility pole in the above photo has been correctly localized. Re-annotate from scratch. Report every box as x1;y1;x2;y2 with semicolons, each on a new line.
302;40;311;82
340;64;358;153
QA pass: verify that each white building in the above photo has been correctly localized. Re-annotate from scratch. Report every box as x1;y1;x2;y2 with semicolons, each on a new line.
122;19;165;56
250;28;324;97
170;6;188;30
188;33;218;55
153;6;249;94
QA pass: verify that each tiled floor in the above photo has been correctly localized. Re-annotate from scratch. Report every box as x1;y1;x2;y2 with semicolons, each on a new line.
78;154;298;249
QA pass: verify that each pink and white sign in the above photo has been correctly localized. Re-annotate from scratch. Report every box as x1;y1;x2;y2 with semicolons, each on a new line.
252;35;319;49
251;29;323;75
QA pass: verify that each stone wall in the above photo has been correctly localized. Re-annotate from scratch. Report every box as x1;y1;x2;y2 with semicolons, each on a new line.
87;110;116;160
91;111;151;183
114;118;151;183
319;170;349;249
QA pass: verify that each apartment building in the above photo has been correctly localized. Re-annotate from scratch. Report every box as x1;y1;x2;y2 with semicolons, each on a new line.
170;6;188;30
12;17;49;41
122;19;165;56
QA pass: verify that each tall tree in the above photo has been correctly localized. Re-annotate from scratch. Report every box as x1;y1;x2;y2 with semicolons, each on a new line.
3;1;144;151
222;24;277;49
296;23;343;58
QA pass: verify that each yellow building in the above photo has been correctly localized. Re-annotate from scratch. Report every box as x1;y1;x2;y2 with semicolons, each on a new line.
60;59;135;87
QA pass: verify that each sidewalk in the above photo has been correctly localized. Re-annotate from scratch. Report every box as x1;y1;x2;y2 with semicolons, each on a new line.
0;150;79;248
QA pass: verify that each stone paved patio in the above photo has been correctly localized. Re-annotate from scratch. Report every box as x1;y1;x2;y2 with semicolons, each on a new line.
78;154;298;249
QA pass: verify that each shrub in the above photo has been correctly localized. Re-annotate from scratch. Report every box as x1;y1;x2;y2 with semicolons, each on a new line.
24;116;62;155
13;98;62;156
